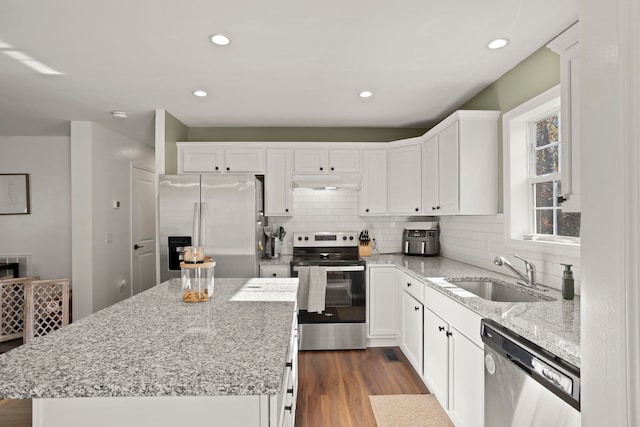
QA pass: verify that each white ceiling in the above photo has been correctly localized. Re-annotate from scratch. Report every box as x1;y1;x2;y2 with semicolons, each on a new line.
0;0;578;145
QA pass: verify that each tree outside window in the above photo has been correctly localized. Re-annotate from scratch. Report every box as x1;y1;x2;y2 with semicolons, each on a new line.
530;113;580;238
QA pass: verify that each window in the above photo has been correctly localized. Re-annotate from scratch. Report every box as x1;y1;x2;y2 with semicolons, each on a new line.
529;112;581;239
503;85;580;256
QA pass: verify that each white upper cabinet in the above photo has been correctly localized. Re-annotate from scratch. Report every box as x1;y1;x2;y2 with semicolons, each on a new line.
177;143;264;174
224;148;265;173
422;110;499;215
293;148;360;173
360;149;388;215
548;23;580;212
388;141;422;215
265;149;293;216
180;146;225;173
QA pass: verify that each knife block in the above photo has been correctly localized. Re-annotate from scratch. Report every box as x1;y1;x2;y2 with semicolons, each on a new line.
358;243;372;257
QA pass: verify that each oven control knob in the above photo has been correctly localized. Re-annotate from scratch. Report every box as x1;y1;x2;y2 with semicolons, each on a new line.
343;236;347;240
297;236;302;241
304;236;309;241
349;236;354;240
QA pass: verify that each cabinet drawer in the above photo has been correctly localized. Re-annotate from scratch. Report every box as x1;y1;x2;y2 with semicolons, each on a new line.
399;270;424;303
260;265;291;278
424;285;483;348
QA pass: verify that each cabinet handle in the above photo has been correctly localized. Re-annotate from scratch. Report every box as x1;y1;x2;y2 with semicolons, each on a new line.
320;167;324;171
438;326;445;332
446;331;453;337
415;208;419;212
215;166;219;171
287;387;294;395
557;195;567;204
432;206;436;211
285;405;293;412
331;166;335;171
414;306;420;311
226;167;230;171
407;282;412;287
365;208;370;212
437;206;441;210
272;273;277;277
285;361;293;368
285;208;289;212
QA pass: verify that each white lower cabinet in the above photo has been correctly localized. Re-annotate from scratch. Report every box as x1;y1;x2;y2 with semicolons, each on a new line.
367;266;398;338
401;290;423;374
423;307;450;406
448;327;484;427
423;286;484;427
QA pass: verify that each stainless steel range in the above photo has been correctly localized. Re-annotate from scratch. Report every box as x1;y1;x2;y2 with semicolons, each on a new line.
290;231;366;350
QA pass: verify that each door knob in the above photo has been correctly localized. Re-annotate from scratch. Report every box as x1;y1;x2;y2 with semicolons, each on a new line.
134;244;144;250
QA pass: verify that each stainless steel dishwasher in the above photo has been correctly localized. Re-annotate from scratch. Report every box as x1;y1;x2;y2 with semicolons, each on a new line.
481;319;581;427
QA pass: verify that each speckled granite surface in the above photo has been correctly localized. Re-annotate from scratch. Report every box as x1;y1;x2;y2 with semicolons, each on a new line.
0;278;298;399
259;256;292;266
368;254;581;368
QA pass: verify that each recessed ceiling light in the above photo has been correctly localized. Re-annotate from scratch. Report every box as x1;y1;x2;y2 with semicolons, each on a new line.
210;34;231;46
193;90;208;97
488;38;509;49
359;91;373;98
111;110;127;119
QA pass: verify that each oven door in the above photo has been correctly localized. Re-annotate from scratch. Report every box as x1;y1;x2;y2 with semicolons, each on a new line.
292;265;366;324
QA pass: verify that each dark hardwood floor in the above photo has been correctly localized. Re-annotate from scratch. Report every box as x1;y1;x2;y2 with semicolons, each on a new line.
0;346;427;426
295;347;430;426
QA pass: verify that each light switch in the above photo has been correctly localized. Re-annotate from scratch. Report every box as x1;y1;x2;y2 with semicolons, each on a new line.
113;200;120;209
105;233;113;244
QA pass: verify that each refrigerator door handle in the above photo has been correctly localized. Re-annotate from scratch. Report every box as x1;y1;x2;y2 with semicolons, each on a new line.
192;202;200;247
200;202;208;249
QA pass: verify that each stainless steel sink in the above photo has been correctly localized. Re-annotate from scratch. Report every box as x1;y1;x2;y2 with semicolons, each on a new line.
446;279;549;303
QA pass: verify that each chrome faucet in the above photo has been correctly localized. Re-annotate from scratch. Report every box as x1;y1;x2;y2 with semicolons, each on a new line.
494;255;537;288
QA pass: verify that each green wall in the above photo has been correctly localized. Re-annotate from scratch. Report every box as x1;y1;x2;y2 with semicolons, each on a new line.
459;46;560;212
164;111;188;175
188;127;427;142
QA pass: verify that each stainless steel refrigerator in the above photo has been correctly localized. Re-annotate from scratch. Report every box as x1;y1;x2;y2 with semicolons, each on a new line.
159;174;264;281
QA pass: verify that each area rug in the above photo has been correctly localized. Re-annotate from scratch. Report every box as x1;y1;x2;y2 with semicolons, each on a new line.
369;394;454;427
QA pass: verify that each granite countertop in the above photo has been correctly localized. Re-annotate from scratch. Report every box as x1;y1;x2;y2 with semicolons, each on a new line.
367;254;581;368
0;278;298;399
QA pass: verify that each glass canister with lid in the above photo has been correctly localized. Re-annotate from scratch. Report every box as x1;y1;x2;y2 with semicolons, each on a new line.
180;251;215;303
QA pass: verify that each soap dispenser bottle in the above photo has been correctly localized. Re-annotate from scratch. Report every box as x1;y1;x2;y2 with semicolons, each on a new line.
560;263;575;300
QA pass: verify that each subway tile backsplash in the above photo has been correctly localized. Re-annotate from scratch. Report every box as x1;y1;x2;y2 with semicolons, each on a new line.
439;214;581;294
267;190;580;294
267;189;432;255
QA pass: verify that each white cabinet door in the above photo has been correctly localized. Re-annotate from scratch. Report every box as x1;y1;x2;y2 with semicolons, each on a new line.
225;148;264;173
368;267;397;338
360;149;388;215
293;149;327;173
181;148;224;173
423;307;449;407
448;328;484;427
437;121;460;215
422;135;439;213
328;149;360;173
388;144;422;214
401;290;423;374
265;149;292;216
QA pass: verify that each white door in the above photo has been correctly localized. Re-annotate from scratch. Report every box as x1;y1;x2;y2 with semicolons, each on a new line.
132;166;156;295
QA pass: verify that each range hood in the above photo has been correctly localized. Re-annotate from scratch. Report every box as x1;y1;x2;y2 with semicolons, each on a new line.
292;174;361;190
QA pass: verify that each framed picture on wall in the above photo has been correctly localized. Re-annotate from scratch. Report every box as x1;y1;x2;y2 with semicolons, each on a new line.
0;174;30;215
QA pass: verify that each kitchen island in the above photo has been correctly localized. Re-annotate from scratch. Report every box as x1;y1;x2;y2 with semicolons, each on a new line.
0;278;299;427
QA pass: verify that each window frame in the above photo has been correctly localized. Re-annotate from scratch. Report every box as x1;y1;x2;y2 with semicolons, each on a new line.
503;85;580;257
